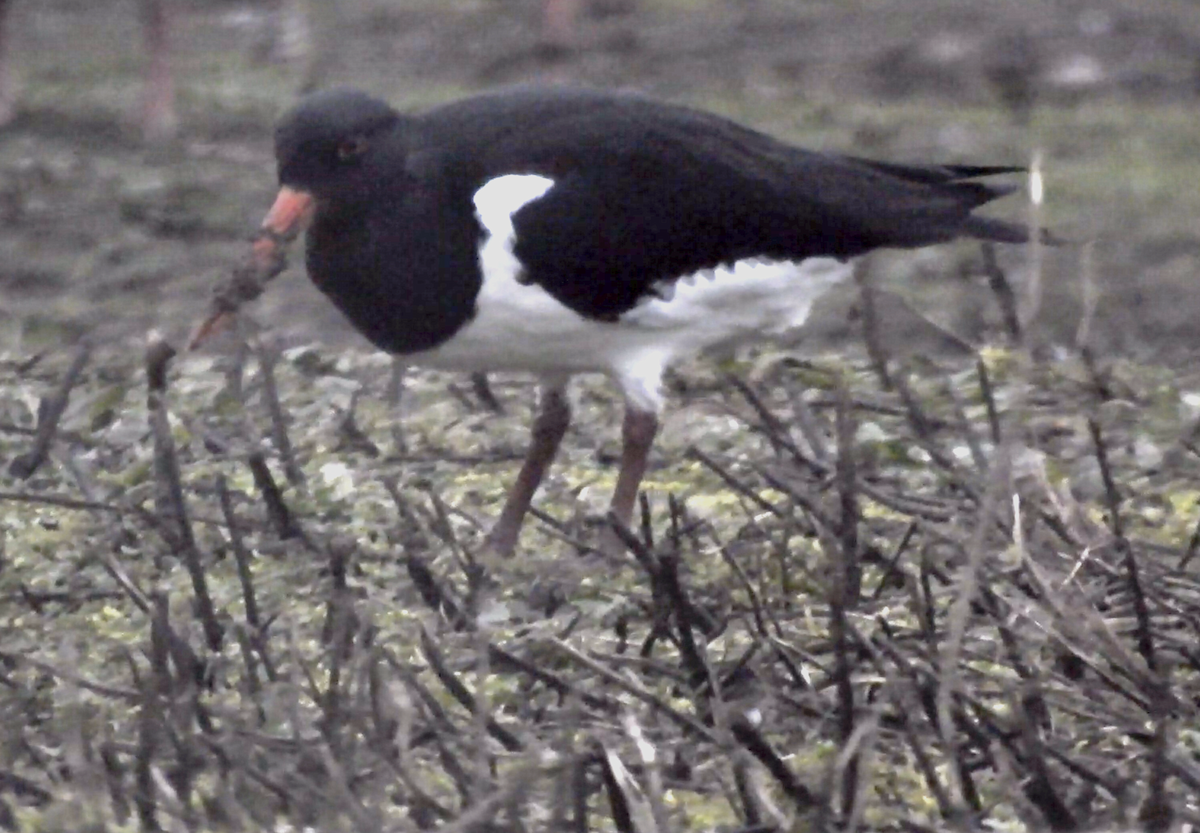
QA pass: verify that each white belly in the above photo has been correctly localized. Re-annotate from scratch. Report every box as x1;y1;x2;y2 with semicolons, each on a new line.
411;254;852;371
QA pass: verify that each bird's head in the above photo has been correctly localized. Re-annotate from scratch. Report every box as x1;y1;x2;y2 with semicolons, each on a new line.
187;89;405;349
272;88;403;215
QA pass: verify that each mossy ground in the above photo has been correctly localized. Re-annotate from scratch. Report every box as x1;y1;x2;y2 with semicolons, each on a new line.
2;1;1200;830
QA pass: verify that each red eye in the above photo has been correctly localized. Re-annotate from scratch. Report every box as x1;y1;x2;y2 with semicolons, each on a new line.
337;136;368;161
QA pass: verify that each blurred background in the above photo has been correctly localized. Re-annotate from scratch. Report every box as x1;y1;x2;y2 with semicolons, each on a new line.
0;0;1197;359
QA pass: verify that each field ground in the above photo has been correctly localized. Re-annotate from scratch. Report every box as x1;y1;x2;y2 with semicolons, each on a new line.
2;1;1200;831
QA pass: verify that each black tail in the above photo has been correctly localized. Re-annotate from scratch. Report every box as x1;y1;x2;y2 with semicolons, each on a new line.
851;158;1023;192
855;158;1065;246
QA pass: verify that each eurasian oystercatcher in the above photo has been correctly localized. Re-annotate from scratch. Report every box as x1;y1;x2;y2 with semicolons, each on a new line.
197;86;1036;555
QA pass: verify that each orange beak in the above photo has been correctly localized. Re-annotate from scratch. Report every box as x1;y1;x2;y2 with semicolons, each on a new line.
188;186;316;349
260;186;316;243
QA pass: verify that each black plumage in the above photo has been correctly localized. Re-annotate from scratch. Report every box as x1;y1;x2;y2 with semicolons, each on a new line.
273;86;1030;345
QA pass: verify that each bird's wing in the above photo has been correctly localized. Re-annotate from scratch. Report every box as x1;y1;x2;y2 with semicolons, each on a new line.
455;98;1026;320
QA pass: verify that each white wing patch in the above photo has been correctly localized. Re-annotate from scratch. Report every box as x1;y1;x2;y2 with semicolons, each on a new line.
415;174;597;371
472;174;556;287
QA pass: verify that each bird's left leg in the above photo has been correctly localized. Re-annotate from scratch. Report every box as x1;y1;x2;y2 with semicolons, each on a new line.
484;378;571;556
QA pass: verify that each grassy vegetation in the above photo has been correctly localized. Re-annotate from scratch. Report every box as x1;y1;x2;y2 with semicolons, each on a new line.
2;0;1200;829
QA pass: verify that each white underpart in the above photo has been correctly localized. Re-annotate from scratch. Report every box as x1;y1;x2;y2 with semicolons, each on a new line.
412;173;855;413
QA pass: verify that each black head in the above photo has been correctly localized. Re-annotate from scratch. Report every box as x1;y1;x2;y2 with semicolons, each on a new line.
274;88;405;206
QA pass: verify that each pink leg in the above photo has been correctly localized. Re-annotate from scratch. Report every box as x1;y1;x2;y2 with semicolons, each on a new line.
0;0;17;127
139;0;176;141
485;382;571;556
608;404;659;530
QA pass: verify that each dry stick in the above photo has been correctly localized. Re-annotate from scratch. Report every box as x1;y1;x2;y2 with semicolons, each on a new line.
547;638;716;741
725;374;803;462
382;648;464;742
980;242;1022;344
529;504;616;555
487;642;617;712
685;447;786;519
216;477;262;635
470;371;504;413
0;651;139;701
631;716;670;833
597;745;640;833
1087;418;1175;828
784;374;831;464
966;696;1087;830
934;447;1011;815
434;754;568;833
807;391;955;429
0;489;280;537
1012;685;1077;831
1087;418;1156;674
405;550;468;629
320;543;353;752
135;593;172;832
570;752;590;833
421;484;479;589
146;334;223;654
346;691;454;824
926;153;1048;816
656;551;708;691
643;492;662;556
97;549;152;614
1039;743;1123;803
608;514;688;658
746;463;835;530
943;379;988;474
98;742;129;820
855;480;957;523
890;368;977;499
728;717;819;811
232;626;265;719
418;626;523;752
1181;515;1200;571
832;705;884;833
315;742;375;831
714;533;775;640
864;632;956;820
869;520;917;603
832;377;860;821
470;627;496;806
334;385;380;456
702;644;788;829
975;357;1002;447
8;341;91;479
1014;559;1154;711
835;379;862;606
251;337;305;486
386;481;470;627
246;451;303;541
